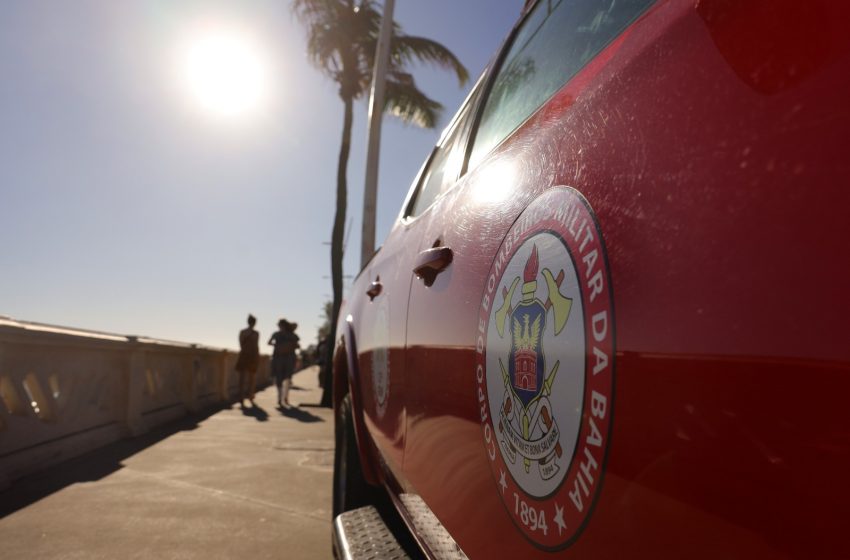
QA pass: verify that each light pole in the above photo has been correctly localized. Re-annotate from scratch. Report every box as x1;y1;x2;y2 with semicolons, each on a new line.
360;0;395;269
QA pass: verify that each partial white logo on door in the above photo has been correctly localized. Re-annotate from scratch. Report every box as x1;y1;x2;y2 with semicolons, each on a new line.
372;296;390;418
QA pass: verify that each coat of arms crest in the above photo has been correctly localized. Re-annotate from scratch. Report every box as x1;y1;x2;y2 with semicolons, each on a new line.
494;244;573;478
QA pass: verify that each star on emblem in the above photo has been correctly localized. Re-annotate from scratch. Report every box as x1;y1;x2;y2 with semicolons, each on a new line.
553;502;567;535
498;469;508;494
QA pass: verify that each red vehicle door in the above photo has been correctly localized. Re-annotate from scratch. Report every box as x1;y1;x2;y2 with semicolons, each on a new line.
350;75;488;494
349;212;423;480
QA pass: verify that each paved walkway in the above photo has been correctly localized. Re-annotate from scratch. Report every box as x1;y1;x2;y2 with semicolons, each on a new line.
0;366;334;559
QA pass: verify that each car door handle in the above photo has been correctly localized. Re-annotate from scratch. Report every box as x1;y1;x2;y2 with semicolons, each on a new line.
366;280;382;301
413;247;453;287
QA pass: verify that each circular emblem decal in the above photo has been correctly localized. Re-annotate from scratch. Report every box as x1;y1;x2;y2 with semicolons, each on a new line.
475;187;614;550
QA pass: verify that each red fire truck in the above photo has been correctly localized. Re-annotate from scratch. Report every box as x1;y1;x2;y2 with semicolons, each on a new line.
332;0;850;557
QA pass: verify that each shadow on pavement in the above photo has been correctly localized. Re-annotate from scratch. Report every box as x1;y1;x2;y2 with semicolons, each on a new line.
299;402;332;409
241;403;269;422
0;404;228;519
276;405;324;423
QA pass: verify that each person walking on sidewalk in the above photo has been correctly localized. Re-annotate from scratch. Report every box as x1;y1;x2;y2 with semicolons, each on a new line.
236;314;260;407
268;318;300;407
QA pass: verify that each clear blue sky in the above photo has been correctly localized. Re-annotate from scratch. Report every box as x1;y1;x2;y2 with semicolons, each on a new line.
0;0;520;350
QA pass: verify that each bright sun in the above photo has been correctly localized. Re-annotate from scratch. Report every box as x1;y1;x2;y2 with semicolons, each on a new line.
178;25;271;120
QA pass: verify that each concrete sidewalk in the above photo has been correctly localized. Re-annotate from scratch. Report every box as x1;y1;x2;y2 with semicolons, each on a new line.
0;366;334;559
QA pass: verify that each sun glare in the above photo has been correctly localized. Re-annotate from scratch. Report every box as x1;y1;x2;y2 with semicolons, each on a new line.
178;25;271;120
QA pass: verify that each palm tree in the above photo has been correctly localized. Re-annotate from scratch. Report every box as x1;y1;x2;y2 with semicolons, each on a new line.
292;0;468;406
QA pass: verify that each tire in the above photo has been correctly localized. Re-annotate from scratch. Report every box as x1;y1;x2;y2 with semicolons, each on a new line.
333;394;370;517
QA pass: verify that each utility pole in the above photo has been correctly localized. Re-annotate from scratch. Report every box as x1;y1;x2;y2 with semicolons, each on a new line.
360;0;395;269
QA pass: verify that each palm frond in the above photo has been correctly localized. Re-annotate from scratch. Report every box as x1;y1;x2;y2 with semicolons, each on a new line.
292;0;468;109
390;35;469;87
293;0;389;100
384;76;443;128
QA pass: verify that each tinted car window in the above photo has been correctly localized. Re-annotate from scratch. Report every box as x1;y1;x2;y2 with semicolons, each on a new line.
407;103;473;217
469;0;655;168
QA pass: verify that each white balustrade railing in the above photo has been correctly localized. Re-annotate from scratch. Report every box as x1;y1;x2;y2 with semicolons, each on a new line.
0;317;269;489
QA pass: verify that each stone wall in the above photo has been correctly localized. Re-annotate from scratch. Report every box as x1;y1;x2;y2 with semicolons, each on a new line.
0;317;269;488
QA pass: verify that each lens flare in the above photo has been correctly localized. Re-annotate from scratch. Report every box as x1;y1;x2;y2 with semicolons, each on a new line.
178;25;271;120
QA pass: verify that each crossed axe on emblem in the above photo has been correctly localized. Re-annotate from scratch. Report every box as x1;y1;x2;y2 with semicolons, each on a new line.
495;268;572;338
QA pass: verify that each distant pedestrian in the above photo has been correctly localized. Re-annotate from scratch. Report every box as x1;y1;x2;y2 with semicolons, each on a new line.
268;319;300;407
316;335;330;388
236;314;260;407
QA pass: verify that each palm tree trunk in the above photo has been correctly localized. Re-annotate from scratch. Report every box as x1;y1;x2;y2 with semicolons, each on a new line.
321;95;353;407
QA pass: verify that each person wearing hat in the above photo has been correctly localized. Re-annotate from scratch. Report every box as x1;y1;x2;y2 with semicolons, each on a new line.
268;318;300;407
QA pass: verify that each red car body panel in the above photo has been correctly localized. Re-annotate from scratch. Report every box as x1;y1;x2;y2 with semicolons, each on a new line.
336;0;850;557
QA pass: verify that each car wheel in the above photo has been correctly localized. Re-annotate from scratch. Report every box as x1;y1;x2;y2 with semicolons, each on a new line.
333;394;370;517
